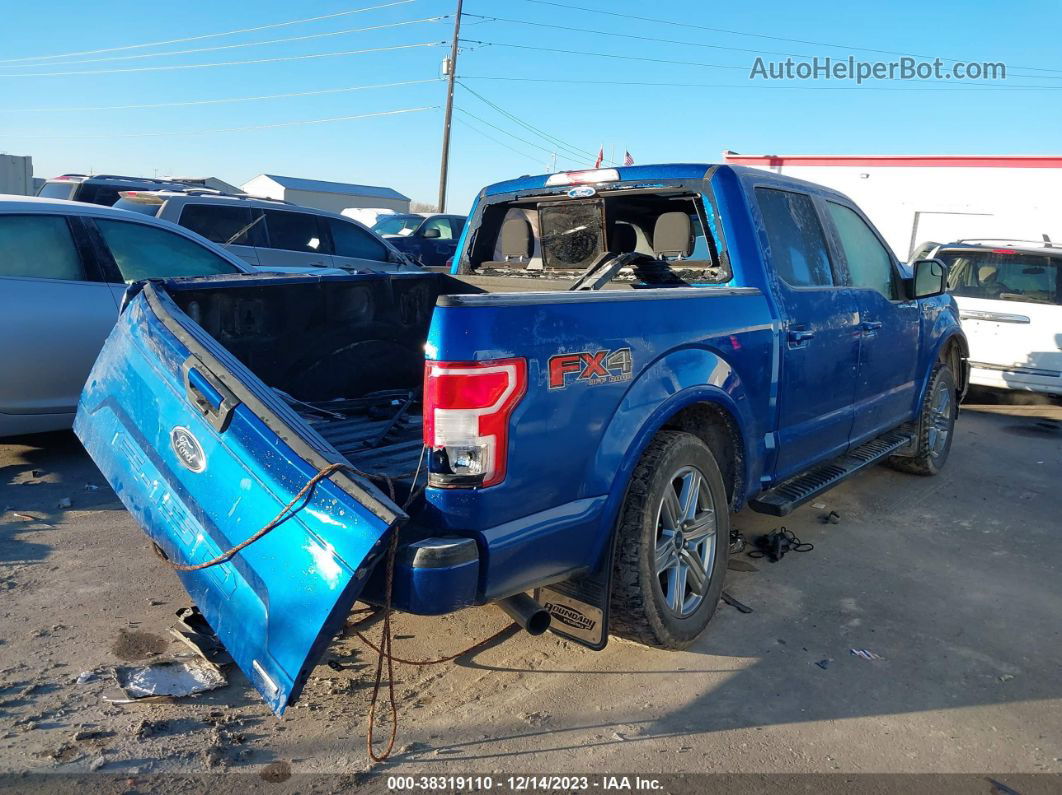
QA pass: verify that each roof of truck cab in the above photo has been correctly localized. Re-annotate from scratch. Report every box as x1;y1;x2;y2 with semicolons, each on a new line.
480;163;853;202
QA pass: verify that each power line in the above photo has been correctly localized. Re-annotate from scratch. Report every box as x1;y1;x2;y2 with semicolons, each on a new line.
0;17;447;69
1;106;436;140
0;42;442;78
456;81;604;163
0;78;442;113
0;0;420;64
463;12;810;59
460;39;747;71
517;0;1062;75
460;74;1062;91
459;75;1062;92
455;106;595;165
455;117;558;166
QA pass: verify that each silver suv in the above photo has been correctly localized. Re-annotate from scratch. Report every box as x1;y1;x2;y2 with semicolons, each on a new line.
114;190;415;273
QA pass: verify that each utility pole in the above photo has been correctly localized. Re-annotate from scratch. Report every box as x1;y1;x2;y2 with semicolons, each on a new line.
436;0;463;212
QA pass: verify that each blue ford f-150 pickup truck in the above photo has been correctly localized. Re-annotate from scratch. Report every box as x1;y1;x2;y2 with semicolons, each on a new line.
74;164;968;716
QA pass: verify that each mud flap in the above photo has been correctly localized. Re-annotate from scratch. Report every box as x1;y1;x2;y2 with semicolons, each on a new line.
535;541;616;650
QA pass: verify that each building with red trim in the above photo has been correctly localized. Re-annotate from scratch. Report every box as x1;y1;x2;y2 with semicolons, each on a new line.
722;152;1062;259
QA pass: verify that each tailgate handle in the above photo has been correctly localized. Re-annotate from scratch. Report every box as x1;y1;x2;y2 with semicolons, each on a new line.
182;356;239;432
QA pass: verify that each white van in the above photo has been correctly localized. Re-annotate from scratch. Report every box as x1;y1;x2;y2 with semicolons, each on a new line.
919;240;1061;395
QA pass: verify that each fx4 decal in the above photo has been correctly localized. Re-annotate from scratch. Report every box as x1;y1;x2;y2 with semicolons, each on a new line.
548;348;633;390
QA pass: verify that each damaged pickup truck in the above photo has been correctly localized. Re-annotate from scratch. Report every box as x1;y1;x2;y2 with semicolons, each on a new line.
75;164;968;715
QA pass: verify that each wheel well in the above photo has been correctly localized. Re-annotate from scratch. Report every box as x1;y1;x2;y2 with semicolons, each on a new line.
940;336;967;395
661;402;744;510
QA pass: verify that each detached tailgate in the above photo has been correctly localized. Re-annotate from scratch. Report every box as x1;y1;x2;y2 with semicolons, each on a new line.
74;282;403;714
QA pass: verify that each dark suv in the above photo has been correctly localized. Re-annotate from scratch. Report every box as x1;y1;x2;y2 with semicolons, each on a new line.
36;174;196;207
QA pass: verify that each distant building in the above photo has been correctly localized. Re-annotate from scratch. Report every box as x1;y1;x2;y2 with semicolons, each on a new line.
723;152;1062;260
166;176;242;194
240;174;410;214
0;154;34;196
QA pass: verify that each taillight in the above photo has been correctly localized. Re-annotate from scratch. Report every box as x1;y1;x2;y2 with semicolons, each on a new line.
423;358;527;488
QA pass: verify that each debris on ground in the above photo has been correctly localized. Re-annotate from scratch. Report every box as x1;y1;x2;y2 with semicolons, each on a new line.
849;648;884;661
998;674;1015;683
815;659;833;670
748;527;814;562
720;591;754;613
109;657;227;701
821;510;841;525
83;484;100;492
728;529;746;554
168;607;232;666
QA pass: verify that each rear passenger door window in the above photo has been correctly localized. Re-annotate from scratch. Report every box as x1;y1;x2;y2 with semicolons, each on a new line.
826;202;897;299
264;210;329;254
755;188;834;286
0;214;87;281
179;204;262;247
329;219;388;262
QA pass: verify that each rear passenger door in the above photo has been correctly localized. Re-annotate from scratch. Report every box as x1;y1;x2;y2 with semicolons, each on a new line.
176;203;263;266
258;209;334;270
824;201;920;444
326;216;394;272
753;188;862;480
0;214;119;417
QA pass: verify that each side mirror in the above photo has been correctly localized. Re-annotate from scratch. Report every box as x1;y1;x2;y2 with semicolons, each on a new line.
912;258;948;298
422;227;441;239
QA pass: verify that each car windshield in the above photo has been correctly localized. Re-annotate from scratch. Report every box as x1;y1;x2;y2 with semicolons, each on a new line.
372;216;421;236
940;249;1061;305
37;182;77;200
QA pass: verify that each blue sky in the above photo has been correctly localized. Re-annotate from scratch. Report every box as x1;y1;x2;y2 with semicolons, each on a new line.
2;0;1060;212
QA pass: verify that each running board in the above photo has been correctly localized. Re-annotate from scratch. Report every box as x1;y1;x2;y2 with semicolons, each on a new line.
750;430;913;516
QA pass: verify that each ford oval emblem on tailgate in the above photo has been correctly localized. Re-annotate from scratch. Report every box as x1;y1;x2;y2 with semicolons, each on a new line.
170;427;206;473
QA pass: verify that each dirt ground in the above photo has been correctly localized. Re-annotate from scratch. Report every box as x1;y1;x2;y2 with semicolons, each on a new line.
1;390;1060;790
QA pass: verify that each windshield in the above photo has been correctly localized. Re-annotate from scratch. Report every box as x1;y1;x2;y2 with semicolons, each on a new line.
940;249;1061;305
112;198;161;217
372;216;421;236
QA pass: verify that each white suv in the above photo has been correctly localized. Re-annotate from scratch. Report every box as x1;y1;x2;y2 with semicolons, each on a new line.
917;239;1062;396
114;190;415;273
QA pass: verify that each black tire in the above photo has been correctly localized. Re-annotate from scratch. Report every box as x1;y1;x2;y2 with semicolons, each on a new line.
610;430;730;649
889;364;957;475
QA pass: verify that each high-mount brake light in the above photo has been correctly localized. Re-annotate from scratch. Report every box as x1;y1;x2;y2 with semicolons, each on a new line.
991;248;1017;254
118;191;164;204
423;358;527;488
545;168;620;187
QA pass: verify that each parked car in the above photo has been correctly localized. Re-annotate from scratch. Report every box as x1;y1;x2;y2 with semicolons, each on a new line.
912;240;1061;395
371;212;466;267
74;164;966;715
36;173;194;206
113;190;415;273
0;195;332;437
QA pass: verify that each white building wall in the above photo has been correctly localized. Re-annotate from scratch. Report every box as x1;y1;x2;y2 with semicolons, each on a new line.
739;163;1062;260
282;188;409;215
0;154;34;196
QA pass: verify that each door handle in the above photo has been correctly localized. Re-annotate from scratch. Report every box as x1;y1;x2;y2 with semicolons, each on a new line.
787;329;815;346
182;356;239;432
861;320;883;332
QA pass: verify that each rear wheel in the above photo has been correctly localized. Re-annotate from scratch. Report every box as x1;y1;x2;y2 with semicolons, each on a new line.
889;364;957;475
610;431;729;648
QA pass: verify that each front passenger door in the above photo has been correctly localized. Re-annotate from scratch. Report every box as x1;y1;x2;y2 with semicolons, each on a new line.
825;201;920;444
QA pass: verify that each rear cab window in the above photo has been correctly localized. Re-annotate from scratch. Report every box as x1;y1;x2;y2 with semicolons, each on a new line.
754;188;835;287
36;182;78;201
940;248;1061;305
465;190;727;283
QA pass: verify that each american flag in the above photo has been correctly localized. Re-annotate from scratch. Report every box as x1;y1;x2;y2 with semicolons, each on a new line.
624;150;635;166
594;146;604;168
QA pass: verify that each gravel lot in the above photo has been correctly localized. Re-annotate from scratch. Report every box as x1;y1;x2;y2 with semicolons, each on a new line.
1;391;1059;791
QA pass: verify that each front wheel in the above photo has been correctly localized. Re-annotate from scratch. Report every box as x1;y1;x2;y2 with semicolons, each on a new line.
610;431;730;649
889;364;957;475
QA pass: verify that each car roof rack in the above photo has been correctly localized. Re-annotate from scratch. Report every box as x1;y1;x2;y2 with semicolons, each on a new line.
952;237;1056;249
121;187;295;206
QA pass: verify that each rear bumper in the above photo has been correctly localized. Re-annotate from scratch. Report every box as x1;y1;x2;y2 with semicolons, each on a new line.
969;362;1062;396
360;536;481;615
